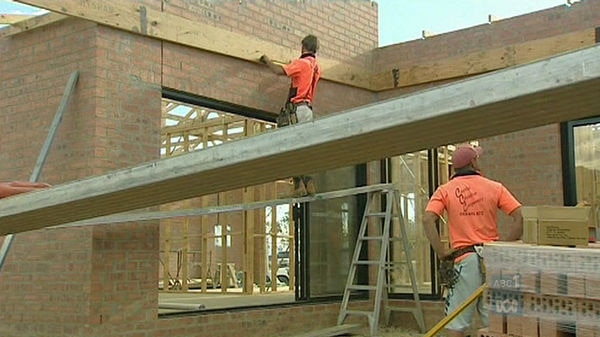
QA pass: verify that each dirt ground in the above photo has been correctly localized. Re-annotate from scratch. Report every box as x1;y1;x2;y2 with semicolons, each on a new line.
351;325;480;337
351;326;426;337
356;327;424;337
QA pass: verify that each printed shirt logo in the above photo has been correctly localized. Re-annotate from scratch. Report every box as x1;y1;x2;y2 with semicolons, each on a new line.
454;185;484;216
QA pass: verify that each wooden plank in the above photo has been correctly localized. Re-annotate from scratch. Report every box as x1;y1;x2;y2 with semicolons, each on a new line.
0;12;65;38
282;324;362;337
55;184;399;228
2;45;600;233
371;28;597;90
0;14;35;24
14;0;372;89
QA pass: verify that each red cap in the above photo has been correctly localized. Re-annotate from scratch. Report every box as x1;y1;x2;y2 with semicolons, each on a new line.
452;144;483;169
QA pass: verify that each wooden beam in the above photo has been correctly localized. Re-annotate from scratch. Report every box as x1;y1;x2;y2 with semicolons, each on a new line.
0;12;65;38
2;44;600;233
371;28;597;90
56;184;399;228
14;0;372;89
0;14;36;24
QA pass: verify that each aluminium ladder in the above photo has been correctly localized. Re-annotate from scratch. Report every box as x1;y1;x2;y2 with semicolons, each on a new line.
337;187;425;336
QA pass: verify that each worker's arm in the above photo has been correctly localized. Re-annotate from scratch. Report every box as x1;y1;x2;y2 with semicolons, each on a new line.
0;181;51;199
260;55;286;75
422;211;450;259
502;206;523;241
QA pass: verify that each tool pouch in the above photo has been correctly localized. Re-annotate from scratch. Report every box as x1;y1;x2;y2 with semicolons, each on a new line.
276;102;298;127
438;258;458;289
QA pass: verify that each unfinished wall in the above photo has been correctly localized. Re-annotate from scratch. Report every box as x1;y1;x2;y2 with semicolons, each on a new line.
0;1;380;337
0;18;99;336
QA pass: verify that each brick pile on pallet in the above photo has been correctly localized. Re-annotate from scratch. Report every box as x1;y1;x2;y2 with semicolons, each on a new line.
477;242;600;337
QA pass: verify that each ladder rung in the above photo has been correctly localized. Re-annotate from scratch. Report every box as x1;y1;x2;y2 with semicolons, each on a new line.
347;285;378;291
359;235;385;241
343;310;373;317
386;307;419;313
384;262;411;267
354;260;382;265
366;212;387;217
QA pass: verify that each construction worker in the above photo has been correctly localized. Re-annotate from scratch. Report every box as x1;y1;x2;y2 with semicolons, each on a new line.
0;181;51;199
422;144;523;337
260;34;321;197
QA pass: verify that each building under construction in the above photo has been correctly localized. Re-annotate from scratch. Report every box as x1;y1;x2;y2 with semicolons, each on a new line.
1;1;600;337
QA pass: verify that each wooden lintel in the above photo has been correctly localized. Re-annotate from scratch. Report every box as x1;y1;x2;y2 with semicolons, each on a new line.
2;44;600;233
0;14;36;24
14;0;372;89
371;28;598;91
0;12;65;38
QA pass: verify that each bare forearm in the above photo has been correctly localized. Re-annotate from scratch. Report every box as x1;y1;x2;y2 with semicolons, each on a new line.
260;55;285;75
423;212;446;257
503;207;523;241
0;181;51;198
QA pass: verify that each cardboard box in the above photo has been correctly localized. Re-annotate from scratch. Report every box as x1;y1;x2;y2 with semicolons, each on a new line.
522;206;590;247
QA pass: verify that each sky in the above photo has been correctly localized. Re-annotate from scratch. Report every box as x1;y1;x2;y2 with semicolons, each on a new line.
0;0;570;46
377;0;568;46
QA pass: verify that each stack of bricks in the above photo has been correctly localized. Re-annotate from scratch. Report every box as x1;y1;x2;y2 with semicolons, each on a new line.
478;242;600;337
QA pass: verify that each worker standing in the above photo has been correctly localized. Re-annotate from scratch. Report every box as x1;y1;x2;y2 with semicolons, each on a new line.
422;144;523;337
260;34;321;197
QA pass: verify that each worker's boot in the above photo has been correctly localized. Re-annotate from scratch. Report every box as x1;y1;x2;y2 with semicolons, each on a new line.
291;178;307;197
304;178;316;196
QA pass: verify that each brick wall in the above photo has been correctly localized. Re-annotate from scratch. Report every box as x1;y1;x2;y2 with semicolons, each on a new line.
0;18;99;336
154;0;378;66
0;1;379;336
0;17;163;337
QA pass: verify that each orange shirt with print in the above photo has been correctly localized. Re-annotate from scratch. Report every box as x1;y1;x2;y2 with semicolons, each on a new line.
283;55;321;104
426;174;521;250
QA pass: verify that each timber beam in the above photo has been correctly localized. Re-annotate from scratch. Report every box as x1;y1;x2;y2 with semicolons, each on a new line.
5;3;598;91
0;14;35;24
371;28;598;90
0;12;65;38
2;44;600;233
13;0;372;89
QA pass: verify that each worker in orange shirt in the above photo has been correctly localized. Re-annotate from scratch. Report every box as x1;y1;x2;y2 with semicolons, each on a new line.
422;143;523;337
260;34;321;197
0;181;51;199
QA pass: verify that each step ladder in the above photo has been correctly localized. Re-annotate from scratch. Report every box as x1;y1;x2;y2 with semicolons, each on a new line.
337;187;426;336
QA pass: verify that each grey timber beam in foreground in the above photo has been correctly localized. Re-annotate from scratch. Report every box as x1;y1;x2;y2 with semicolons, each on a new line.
2;45;600;234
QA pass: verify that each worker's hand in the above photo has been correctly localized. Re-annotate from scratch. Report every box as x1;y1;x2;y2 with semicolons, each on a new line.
0;181;51;199
259;54;270;64
8;181;51;188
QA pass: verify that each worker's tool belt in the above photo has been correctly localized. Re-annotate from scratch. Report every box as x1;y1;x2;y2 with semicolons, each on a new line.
438;244;482;289
277;102;298;127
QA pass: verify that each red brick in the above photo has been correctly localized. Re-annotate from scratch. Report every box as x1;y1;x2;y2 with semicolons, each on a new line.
488;312;506;334
477;327;510;337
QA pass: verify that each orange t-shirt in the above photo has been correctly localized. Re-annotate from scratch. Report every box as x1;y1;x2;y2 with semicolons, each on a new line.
283;55;321;104
425;174;521;250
